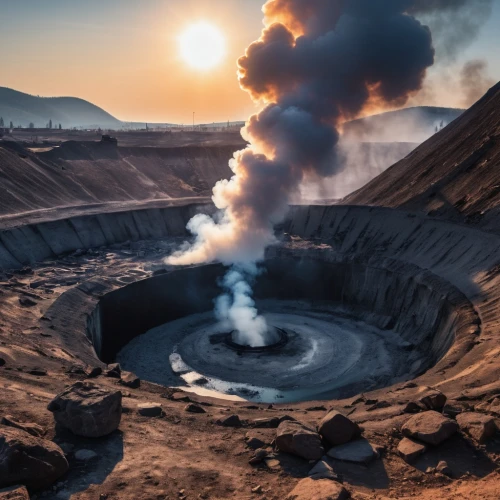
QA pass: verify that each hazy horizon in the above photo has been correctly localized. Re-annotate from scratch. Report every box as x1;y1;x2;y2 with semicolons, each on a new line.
2;0;500;124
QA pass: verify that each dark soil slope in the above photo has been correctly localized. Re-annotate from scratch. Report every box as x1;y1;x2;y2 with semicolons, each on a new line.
345;82;500;232
0;140;233;217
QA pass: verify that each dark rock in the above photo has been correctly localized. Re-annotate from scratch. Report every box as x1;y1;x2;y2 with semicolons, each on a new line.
286;478;350;500
402;411;458;446
456;412;497;443
119;372;140;389
18;296;37;307
0;426;68;491
319;411;361;446
185;403;206;414
0;358;5;367
74;449;98;461
327;438;379;464
419;390;447;412
27;368;47;376
306;406;327;412
87;367;103;378
249;449;269;465
105;363;121;379
397;437;427;463
0;485;30;499
218;415;242;427
1;415;44;437
137;403;163;417
253;417;280;428
436;460;453;478
443;404;463;418
308;460;342;482
48;382;122;437
403;402;422;414
276;420;324;460
66;365;88;375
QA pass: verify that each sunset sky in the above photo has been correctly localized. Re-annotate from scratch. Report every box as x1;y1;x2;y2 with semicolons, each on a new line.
2;0;500;124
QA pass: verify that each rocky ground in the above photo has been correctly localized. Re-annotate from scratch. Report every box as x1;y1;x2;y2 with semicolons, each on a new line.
0;240;499;499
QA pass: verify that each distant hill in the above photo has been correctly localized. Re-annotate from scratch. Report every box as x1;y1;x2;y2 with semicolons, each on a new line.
344;82;500;231
343;106;464;143
0;87;121;129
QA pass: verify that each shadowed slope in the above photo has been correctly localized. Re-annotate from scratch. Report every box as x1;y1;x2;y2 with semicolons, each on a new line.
345;82;500;231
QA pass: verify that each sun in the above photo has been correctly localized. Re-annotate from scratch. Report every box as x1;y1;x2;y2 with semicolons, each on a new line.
179;22;226;71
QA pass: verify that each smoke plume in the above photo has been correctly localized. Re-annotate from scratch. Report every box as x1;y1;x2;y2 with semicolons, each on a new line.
460;60;495;107
167;0;437;346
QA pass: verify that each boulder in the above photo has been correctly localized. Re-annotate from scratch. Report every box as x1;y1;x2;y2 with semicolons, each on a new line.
318;411;361;446
0;486;29;499
286;478;350;500
327;438;379;464
397;437;427;463
137;403;163;417
276;421;324;460
1;415;44;437
253;417;280;428
105;363;121;379
119;372;140;389
419;390;447;412
0;427;68;491
308;460;341;482
185;403;206;414
456;412;497;443
436;460;453;477
217;415;242;427
402;411;458;446
87;367;103;378
47;382;122;437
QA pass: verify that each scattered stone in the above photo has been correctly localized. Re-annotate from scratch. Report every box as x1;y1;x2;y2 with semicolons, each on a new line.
170;392;192;403
306;406;327;412
419;390;447;412
193;377;209;386
218;415;242;427
249;449;269;465
74;449;98;461
66;365;87;375
308;460;341;482
456;412;498;443
0;415;44;437
27;368;47;376
0;426;68;491
185;403;206;414
253;417;280;428
402;411;458;446
48;382;122;437
397;437;427;463
426;467;436;474
245;430;272;450
87;367;103;378
119;372;140;389
276;420;324;460
443;404;463;418
327;438;379;464
137;403;163;417
264;457;281;470
0;358;5;367
286;478;350;500
0;486;30;499
403;402;422;414
318;411;361;446
18;296;37;307
105;363;121;379
251;485;262;494
436;460;453;477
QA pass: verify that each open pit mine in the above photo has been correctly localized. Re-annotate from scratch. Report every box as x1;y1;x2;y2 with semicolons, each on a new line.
0;85;500;499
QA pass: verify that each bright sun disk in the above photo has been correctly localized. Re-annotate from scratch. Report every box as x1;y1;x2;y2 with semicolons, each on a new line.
179;22;226;71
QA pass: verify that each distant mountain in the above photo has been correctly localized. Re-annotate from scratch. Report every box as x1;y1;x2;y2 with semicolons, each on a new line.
0;87;121;129
343;106;464;143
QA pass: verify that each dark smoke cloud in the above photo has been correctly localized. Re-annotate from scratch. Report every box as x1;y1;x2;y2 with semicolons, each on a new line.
167;0;436;346
460;60;495;107
408;0;493;62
